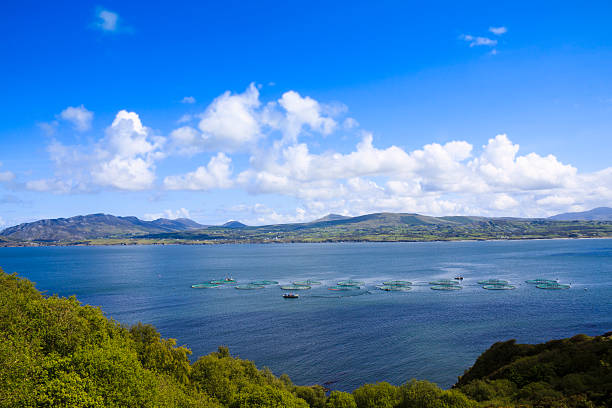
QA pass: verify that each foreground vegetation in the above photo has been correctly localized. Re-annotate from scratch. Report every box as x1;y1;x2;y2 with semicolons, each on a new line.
1;268;610;407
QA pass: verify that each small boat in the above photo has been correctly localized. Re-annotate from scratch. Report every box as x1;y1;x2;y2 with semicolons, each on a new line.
454;276;464;280
224;275;236;282
283;293;299;299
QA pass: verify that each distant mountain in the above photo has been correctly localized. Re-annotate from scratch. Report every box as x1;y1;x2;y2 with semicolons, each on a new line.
312;214;351;222
549;207;612;221
0;214;205;242
221;221;248;228
2;210;612;245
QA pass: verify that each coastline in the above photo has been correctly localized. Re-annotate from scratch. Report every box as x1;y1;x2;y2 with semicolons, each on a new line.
1;234;611;248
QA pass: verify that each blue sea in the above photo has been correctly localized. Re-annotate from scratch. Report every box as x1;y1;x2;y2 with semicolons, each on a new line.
1;239;611;391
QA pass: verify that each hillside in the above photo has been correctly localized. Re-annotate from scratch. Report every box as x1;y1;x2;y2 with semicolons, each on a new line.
455;333;612;407
1;210;612;245
549;207;612;221
1;268;610;407
0;213;204;242
141;212;612;244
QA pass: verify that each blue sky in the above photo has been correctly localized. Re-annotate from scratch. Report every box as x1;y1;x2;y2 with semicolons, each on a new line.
1;1;611;227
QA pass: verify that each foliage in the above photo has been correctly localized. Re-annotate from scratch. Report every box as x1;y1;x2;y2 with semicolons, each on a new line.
325;391;357;408
456;333;612;407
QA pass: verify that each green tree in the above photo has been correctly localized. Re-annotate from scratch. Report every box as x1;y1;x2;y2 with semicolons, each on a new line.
353;382;400;408
325;391;357;408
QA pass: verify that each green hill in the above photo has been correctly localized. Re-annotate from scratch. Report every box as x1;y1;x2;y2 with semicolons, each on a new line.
0;214;205;242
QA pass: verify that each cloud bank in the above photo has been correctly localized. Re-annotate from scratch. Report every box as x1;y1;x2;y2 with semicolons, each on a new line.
23;85;612;224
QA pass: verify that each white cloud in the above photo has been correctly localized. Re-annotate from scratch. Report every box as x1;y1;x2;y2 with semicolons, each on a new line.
26;83;612;220
196;83;262;152
170;84;342;154
0;163;15;183
0;171;14;183
60;105;93;131
0;216;5;228
277;91;337;144
25;178;74;194
95;9;119;32
181;96;196;104
489;26;507;35
31;110;165;193
143;208;191;221
164;153;233;190
462;34;498;47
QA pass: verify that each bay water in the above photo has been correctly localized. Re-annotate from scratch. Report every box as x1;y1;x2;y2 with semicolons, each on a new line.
1;239;611;391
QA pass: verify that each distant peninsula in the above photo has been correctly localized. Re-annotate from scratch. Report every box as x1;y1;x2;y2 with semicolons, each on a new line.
1;208;611;247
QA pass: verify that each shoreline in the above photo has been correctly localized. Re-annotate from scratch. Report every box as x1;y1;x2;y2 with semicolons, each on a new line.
1;234;611;248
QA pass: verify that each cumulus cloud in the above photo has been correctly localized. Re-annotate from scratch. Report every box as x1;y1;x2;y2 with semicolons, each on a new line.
90;110;164;190
0;163;15;184
164;153;233;190
197;83;262;152
30;110;165;193
60;105;93;131
26;83;612;221
170;83;341;154
0;171;15;183
143;207;191;221
95;9;119;32
277;91;337;143
489;26;507;35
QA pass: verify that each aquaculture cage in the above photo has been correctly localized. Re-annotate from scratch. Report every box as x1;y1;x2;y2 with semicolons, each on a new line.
328;285;361;291
377;285;411;292
337;280;365;286
235;284;265;290
525;279;557;285
382;280;412;286
482;284;515;290
429;279;461;286
209;279;238;285
191;283;220;288
250;280;279;286
430;285;462;291
477;279;509;285
293;280;322;286
280;285;312;290
536;283;570;290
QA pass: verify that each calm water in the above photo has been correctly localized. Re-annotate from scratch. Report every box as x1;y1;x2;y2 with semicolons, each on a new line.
1;239;611;391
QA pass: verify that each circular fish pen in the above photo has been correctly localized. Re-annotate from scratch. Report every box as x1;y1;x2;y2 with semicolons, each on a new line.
280;285;312;290
293;280;322;286
191;283;220;288
482;284;515;290
337;280;365;286
328;285;361;291
477;279;509;285
235;284;265;290
250;280;278;286
377;285;411;292
209;279;237;285
429;279;461;286
430;285;462;291
536;283;570;290
382;280;412;286
525;279;557;285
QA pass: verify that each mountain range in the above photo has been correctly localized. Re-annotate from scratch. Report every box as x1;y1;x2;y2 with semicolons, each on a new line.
1;208;611;245
0;213;205;242
548;207;612;221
